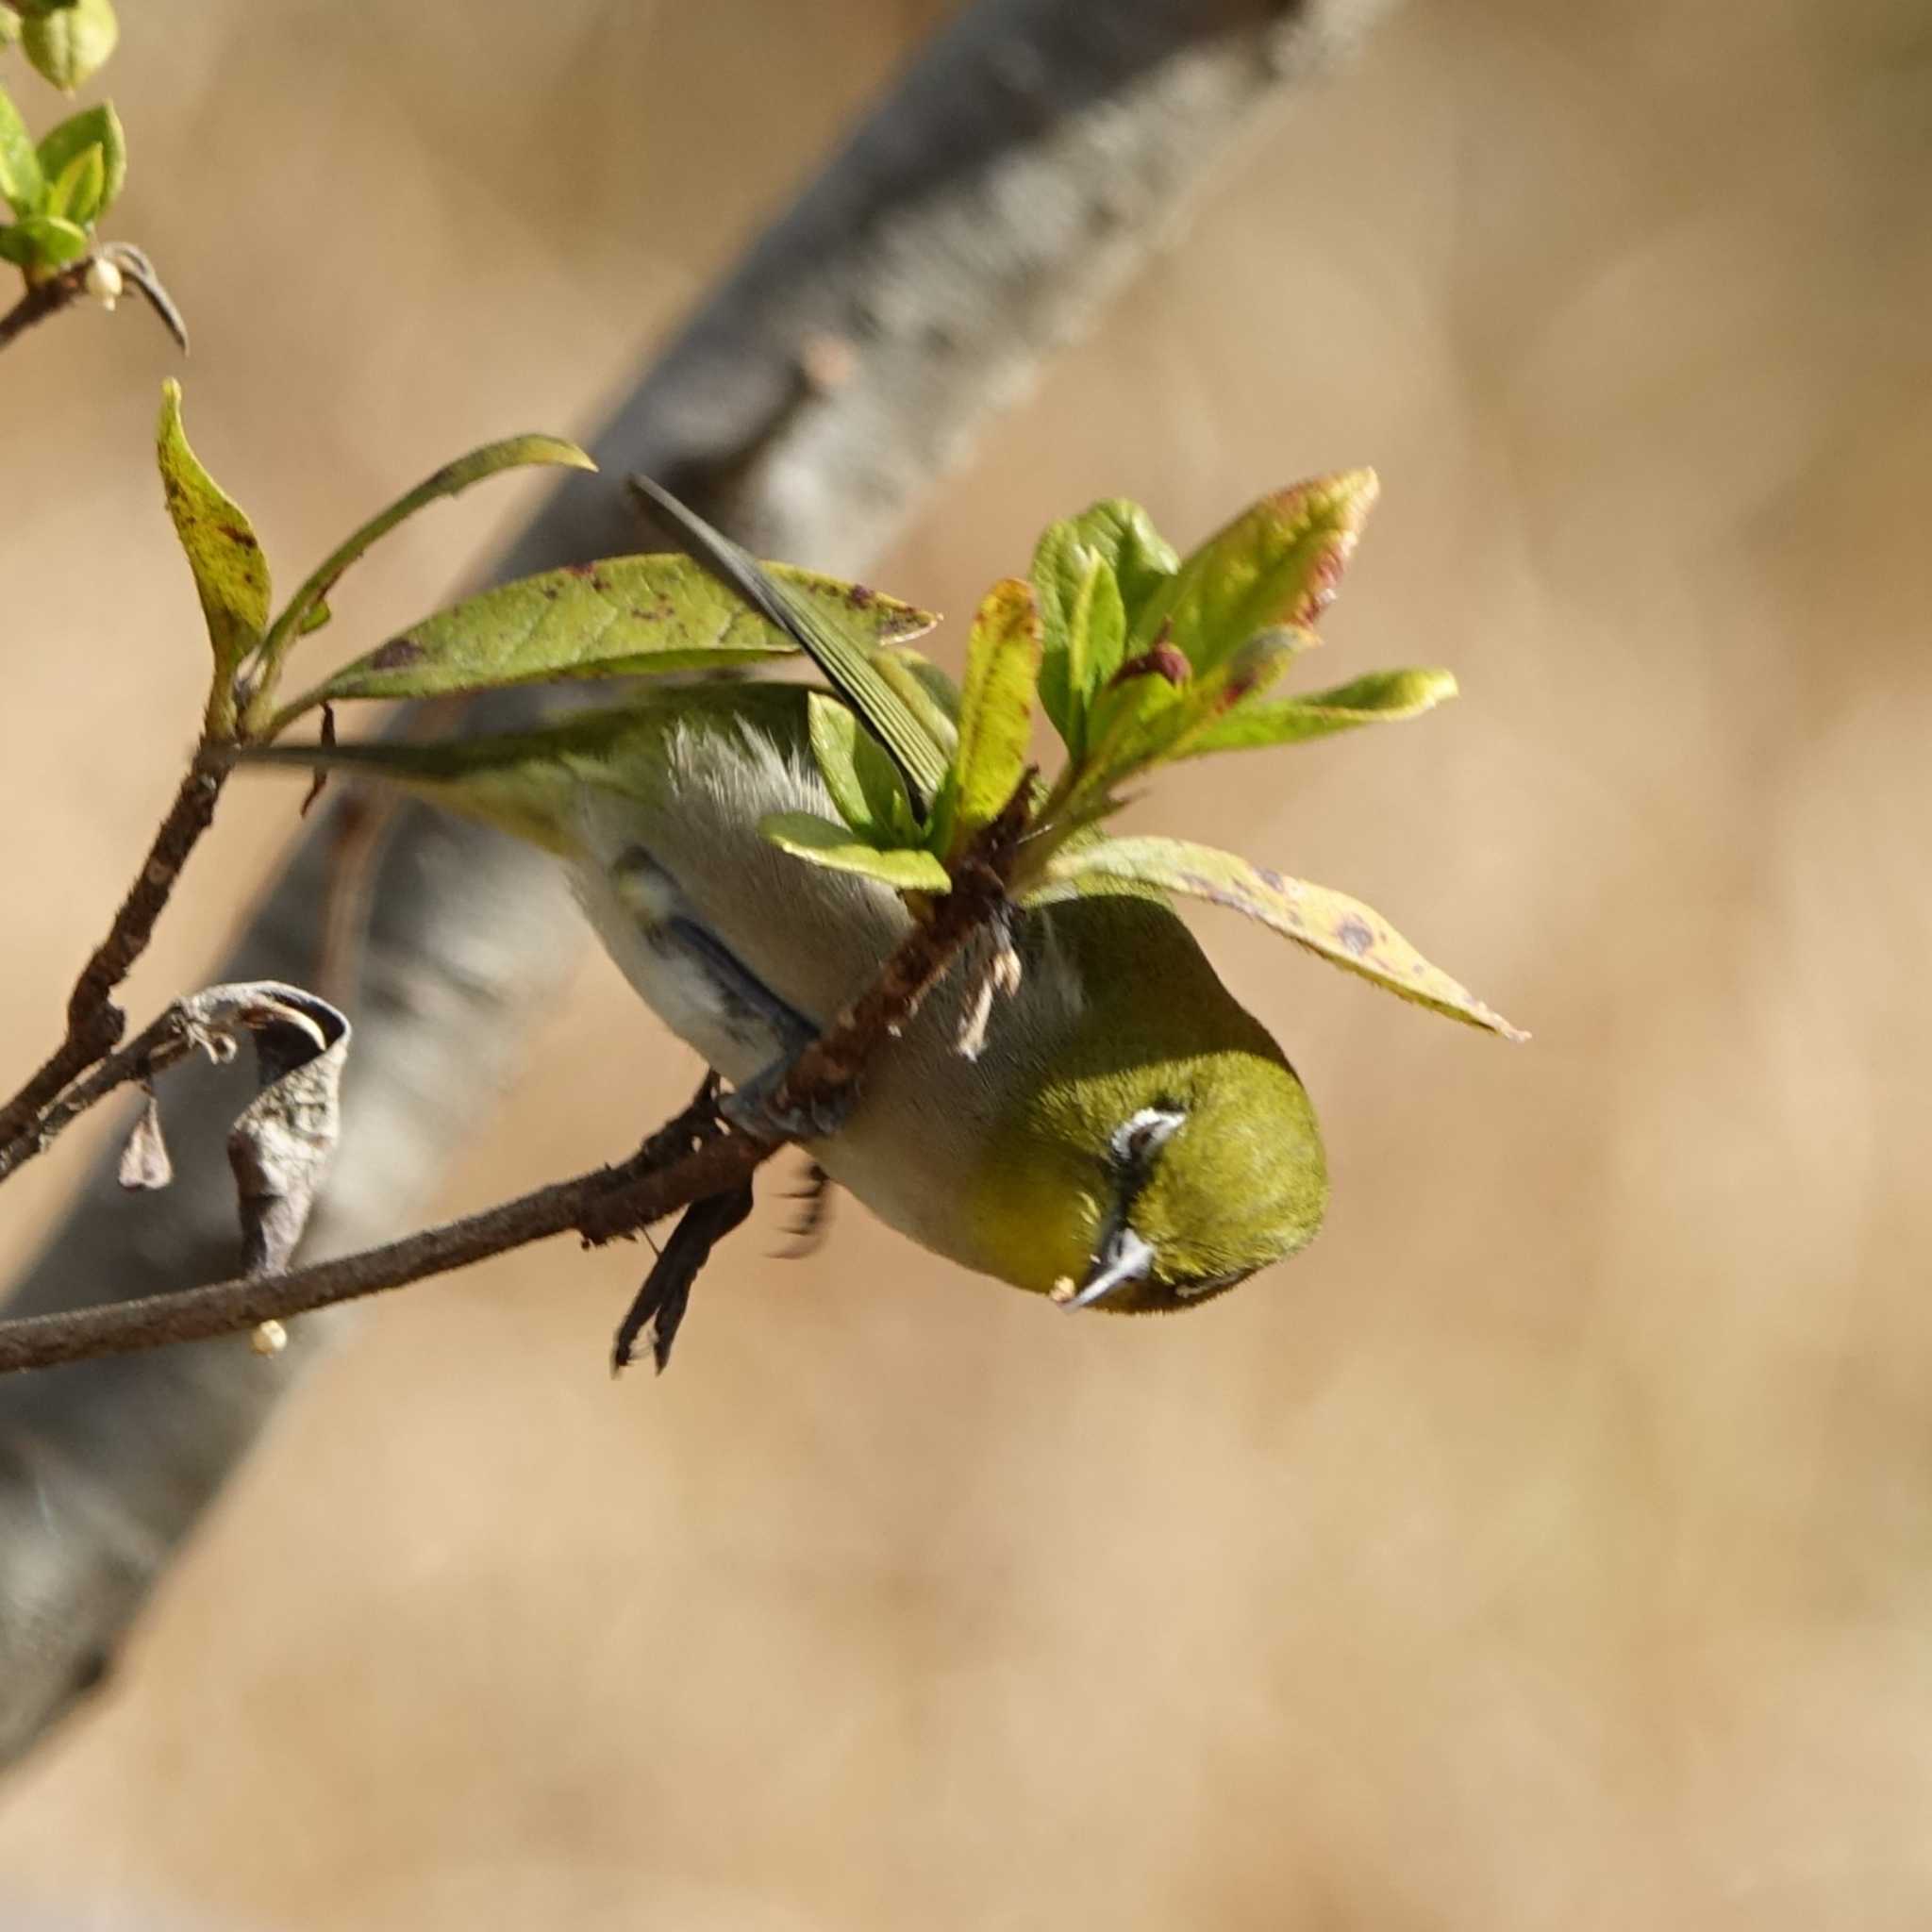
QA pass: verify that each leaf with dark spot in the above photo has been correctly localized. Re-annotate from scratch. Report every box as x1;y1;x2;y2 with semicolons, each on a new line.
1025;835;1524;1039
274;554;940;726
1132;472;1378;673
156;380;271;736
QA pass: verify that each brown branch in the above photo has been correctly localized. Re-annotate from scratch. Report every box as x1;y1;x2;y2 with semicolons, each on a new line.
0;1007;192;1187
0;751;225;1157
0;243;188;356
0;804;1024;1377
0;267;86;352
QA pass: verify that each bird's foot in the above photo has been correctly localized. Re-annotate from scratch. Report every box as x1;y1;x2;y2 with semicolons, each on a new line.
720;1052;856;1143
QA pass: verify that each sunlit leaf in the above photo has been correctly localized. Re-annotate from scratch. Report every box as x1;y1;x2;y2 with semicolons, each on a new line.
43;140;100;224
37;101;123;221
0;209;85;266
1032;499;1174;751
156;379;270;736
1030;834;1524;1039
759;812;951;892
808;692;917;844
0;9;21;51
254;435;596;691
933;578;1040;858
275;556;939;725
1183;667;1458;757
1055;630;1301;832
0;84;43;217
22;0;117;92
1133;471;1378;671
872;645;959;756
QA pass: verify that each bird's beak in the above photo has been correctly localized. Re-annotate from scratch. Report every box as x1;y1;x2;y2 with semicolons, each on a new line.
1056;1225;1156;1311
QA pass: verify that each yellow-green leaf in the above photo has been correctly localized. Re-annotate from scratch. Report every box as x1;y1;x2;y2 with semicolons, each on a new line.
759;813;951;892
872;645;959;757
808;691;917;843
44;141;101;224
1135;471;1378;671
157;380;271;736
935;577;1041;859
0;83;43;216
275;556;938;724
254;435;596;694
1032;834;1524;1040
1184;667;1458;757
1032;499;1174;752
23;0;117;92
0;208;86;267
37;101;124;221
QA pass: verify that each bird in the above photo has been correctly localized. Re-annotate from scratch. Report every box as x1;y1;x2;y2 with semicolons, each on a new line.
242;677;1327;1320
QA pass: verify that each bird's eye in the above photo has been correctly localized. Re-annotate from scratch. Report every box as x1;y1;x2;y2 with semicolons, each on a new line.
1112;1105;1186;1170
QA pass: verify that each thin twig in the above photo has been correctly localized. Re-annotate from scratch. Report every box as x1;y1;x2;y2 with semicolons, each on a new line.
0;753;226;1159
0;801;1025;1376
0;1008;191;1186
0;244;188;356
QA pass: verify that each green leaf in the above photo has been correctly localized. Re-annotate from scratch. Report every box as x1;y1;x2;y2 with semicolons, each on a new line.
22;0;116;92
38;101;124;221
758;812;952;892
0;82;43;217
252;435;597;697
1183;667;1459;757
631;475;950;813
0;209;84;266
871;645;959;757
933;577;1041;858
1047;631;1300;844
0;10;21;50
808;692;917;844
1134;471;1378;671
157;379;271;738
1032;499;1174;752
1031;835;1524;1039
43;138;99;223
275;556;939;724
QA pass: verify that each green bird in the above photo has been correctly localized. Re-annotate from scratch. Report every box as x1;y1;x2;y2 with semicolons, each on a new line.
246;679;1327;1318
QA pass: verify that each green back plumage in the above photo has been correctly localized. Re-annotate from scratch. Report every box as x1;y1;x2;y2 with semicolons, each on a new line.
240;684;816;856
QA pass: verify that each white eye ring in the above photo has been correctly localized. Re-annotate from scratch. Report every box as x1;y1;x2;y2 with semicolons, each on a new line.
1112;1106;1185;1167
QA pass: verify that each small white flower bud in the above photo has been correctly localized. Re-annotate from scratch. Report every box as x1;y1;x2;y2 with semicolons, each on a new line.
250;1319;288;1357
85;257;123;309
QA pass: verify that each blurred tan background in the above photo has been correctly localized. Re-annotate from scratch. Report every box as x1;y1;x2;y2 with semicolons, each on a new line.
4;0;1931;1925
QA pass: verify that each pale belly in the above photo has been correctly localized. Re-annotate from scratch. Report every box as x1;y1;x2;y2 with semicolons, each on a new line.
562;754;1042;1282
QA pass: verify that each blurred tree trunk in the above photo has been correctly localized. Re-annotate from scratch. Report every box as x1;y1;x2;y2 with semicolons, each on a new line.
0;0;1391;1764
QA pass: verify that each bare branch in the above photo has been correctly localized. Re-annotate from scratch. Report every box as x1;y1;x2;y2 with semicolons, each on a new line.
0;809;1022;1377
0;754;225;1157
0;1008;185;1188
0;244;188;356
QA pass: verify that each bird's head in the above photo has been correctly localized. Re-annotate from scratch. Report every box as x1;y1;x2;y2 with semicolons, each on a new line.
966;897;1327;1312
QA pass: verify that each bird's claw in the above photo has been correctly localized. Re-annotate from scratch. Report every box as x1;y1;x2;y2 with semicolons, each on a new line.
720;1059;855;1143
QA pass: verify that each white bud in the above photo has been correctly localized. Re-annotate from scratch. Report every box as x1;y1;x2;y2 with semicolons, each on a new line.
250;1319;288;1357
85;257;123;309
